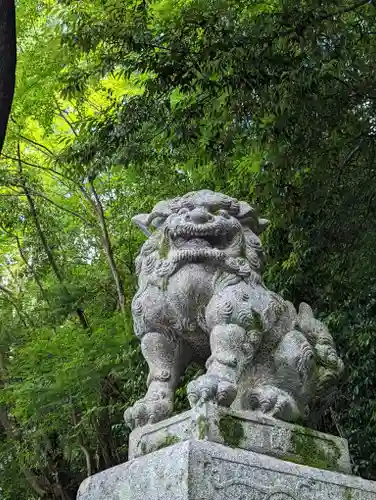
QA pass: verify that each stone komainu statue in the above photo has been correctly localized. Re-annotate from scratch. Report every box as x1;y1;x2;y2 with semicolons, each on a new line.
124;190;343;428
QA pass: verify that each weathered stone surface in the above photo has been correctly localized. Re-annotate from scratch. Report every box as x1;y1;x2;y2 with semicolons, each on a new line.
128;403;351;473
78;191;360;500
78;440;376;500
124;189;344;430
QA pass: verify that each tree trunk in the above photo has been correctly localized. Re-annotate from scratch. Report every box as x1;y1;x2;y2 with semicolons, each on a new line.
0;0;16;154
71;403;94;478
0;223;51;305
23;184;90;329
16;144;90;330
92;376;118;470
0;283;30;326
15;234;51;305
87;179;125;312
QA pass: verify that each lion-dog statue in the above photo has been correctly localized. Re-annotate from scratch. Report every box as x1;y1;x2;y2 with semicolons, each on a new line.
124;190;343;429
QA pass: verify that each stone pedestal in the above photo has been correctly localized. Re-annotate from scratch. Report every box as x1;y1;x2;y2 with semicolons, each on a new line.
78;439;376;500
128;404;351;473
77;406;376;500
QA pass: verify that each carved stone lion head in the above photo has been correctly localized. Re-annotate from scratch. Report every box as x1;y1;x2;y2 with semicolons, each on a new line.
133;190;269;282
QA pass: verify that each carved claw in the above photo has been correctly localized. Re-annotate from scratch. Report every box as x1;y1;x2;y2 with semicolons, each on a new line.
187;374;237;408
247;386;301;422
124;391;173;429
188;392;199;407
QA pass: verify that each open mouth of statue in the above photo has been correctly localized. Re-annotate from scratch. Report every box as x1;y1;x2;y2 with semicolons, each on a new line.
169;222;233;249
164;221;239;264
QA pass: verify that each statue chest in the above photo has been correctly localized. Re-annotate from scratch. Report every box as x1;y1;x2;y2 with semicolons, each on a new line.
162;264;216;334
166;264;216;306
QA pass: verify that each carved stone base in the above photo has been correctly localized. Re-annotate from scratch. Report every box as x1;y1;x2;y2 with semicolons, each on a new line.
129;403;351;474
78;439;376;500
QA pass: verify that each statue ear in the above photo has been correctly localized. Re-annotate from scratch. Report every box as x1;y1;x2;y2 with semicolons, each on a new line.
257;218;270;233
132;213;151;236
237;202;259;232
238;201;257;219
151;216;166;229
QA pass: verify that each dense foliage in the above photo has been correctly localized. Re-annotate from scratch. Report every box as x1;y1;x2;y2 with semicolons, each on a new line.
1;0;376;497
0;0;16;153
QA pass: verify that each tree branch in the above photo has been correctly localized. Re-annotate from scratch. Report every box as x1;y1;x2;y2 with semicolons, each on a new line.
79;445;93;478
264;0;371;42
1;152;76;184
0;285;29;327
0;223;53;304
54;97;79;137
21;468;49;497
316;0;371;23
0;404;49;497
88;178;125;312
2;179;92;225
20;186;91;225
0;283;13;297
10;123;55;157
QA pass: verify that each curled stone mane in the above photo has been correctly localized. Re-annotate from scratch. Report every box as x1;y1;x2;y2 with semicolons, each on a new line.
126;189;344;433
133;190;269;286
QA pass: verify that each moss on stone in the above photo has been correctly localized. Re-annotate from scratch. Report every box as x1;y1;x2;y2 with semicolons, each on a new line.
160;276;169;291
158;233;169;259
197;416;209;440
343;488;352;500
218;415;244;448
155;434;180;451
252;311;263;331
290;429;341;471
140;440;147;455
139;434;180;455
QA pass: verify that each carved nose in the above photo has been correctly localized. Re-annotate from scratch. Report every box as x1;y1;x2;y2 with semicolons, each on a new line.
189;208;211;224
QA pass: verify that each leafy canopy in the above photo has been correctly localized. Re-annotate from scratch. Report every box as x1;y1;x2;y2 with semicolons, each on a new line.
1;0;376;497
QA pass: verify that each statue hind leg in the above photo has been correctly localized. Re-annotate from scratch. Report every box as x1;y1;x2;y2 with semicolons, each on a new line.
242;329;315;422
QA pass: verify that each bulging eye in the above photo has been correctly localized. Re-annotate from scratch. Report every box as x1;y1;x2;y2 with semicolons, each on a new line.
178;208;189;215
217;209;230;218
183;202;195;211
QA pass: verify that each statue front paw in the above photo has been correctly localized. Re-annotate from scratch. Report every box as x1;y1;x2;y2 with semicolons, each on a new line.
124;389;173;429
187;374;237;407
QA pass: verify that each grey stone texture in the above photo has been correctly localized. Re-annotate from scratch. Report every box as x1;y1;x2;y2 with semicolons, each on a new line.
124;190;344;429
128;403;351;474
77;439;376;500
78;191;373;500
